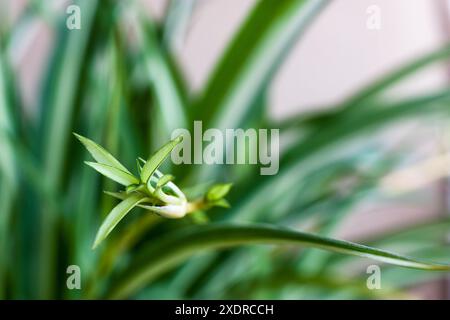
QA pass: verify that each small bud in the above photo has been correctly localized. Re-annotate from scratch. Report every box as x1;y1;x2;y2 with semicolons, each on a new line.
206;183;233;202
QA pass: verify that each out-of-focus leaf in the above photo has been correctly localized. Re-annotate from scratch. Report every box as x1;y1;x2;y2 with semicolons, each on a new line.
108;223;450;298
192;0;328;181
85;162;139;186
342;44;450;110
195;0;328;130
206;183;233;202
211;199;231;209
93;193;148;249
227;269;407;299
37;0;101;299
131;7;188;138
229;89;450;222
0;38;19;299
163;0;197;53
40;0;100;187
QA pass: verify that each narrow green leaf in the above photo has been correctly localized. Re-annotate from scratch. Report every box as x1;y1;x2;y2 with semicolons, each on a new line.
92;194;148;249
74;133;131;174
276;44;450;131
0;50;17;297
136;159;143;175
229;269;407;299
126;184;140;194
157;174;174;188
230;89;450;222
192;0;328;181
104;191;127;200
85;162;139;186
140;135;183;183
162;0;197;53
206;183;233;202
327;218;450;268
132;7;188;137
195;0;328;130
342;44;450;110
108;223;450;298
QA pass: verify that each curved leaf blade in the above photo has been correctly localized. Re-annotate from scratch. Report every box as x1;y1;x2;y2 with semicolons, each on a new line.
85;162;139;186
74;133;131;174
108;223;450;298
156;174;174;188
140;135;183;183
93;194;148;249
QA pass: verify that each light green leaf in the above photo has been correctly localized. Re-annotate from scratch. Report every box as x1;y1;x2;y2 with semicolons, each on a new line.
136;159;143;175
140;135;183;183
92;194;148;249
85;162;139;186
157;174;174;188
211;199;230;209
126;184;140;194
104;191;127;200
206;183;233;202
108;223;450;298
74;133;131;174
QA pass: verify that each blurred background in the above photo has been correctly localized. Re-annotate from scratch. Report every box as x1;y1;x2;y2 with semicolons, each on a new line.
2;0;450;299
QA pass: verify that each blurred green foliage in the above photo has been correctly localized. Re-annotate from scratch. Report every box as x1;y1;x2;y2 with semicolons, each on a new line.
1;0;450;299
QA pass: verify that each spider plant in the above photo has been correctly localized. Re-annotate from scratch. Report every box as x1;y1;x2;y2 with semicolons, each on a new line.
1;0;450;300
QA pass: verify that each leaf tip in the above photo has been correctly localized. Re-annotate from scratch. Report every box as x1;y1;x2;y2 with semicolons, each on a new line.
92;230;105;250
174;134;183;144
73;132;85;143
84;161;96;168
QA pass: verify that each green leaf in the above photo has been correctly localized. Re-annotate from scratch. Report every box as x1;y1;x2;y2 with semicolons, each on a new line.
162;0;197;53
230;89;450;222
74;133;131;174
192;0;327;181
104;191;127;200
230;269;406;299
140;135;183;183
195;0;328;130
108;223;450;298
206;183;233;202
211;199;230;209
92;194;148;249
0;44;19;298
126;184;140;194
85;162;139;186
327;218;450;268
276;44;450;132
342;44;450;110
133;7;188;137
136;159;143;175
157;174;174;188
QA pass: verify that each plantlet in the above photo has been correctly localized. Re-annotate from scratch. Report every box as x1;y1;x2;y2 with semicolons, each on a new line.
75;133;232;249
